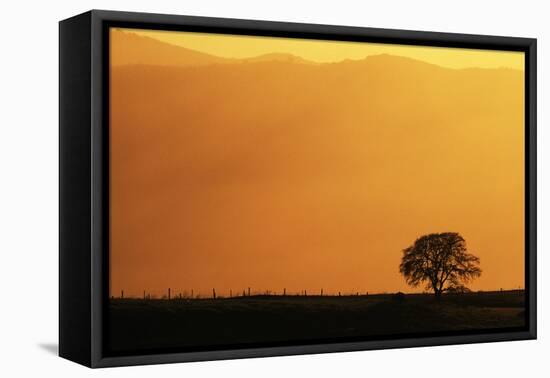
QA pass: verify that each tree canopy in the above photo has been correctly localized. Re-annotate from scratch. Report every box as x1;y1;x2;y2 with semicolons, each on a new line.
399;232;481;297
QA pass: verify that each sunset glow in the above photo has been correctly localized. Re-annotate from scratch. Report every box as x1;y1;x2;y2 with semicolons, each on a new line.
109;28;525;298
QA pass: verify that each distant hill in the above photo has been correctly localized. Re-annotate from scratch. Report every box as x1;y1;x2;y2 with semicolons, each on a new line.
110;29;233;66
111;29;319;66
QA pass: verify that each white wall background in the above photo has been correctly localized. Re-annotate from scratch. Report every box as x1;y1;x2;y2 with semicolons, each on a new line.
0;0;547;376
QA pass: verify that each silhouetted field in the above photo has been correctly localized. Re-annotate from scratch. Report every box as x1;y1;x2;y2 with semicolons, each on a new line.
108;290;525;353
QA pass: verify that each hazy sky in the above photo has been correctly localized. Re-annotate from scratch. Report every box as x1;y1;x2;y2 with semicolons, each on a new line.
109;29;525;298
129;28;524;69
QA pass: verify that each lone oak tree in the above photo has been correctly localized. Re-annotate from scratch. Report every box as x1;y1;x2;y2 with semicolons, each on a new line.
399;232;481;298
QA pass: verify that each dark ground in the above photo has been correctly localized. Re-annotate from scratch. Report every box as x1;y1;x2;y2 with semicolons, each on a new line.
108;290;525;354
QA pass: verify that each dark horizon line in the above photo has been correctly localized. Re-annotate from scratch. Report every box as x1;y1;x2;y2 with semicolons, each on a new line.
110;287;525;300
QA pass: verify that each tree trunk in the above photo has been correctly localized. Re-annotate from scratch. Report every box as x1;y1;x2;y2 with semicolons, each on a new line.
434;289;442;300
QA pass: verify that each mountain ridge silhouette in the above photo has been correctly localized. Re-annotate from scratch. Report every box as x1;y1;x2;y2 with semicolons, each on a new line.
112;29;521;71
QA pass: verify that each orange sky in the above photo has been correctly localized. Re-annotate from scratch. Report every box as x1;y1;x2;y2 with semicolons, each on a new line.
109;28;525;298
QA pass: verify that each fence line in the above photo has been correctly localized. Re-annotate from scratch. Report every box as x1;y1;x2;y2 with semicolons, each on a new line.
112;287;525;299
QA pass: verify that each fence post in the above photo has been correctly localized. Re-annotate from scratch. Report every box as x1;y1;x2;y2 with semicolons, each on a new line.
213;288;216;299
283;288;286;296
248;287;251;297
168;288;171;300
121;290;124;299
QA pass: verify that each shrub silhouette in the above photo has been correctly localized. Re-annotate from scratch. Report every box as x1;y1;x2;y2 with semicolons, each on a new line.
445;285;472;294
392;292;406;302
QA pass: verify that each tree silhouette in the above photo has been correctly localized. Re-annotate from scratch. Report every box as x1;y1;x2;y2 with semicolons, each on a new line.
399;232;481;298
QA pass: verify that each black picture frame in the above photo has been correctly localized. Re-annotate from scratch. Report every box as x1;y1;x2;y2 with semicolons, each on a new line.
59;9;537;368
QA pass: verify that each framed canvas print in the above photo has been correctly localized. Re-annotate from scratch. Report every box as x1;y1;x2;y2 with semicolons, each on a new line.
59;10;537;368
